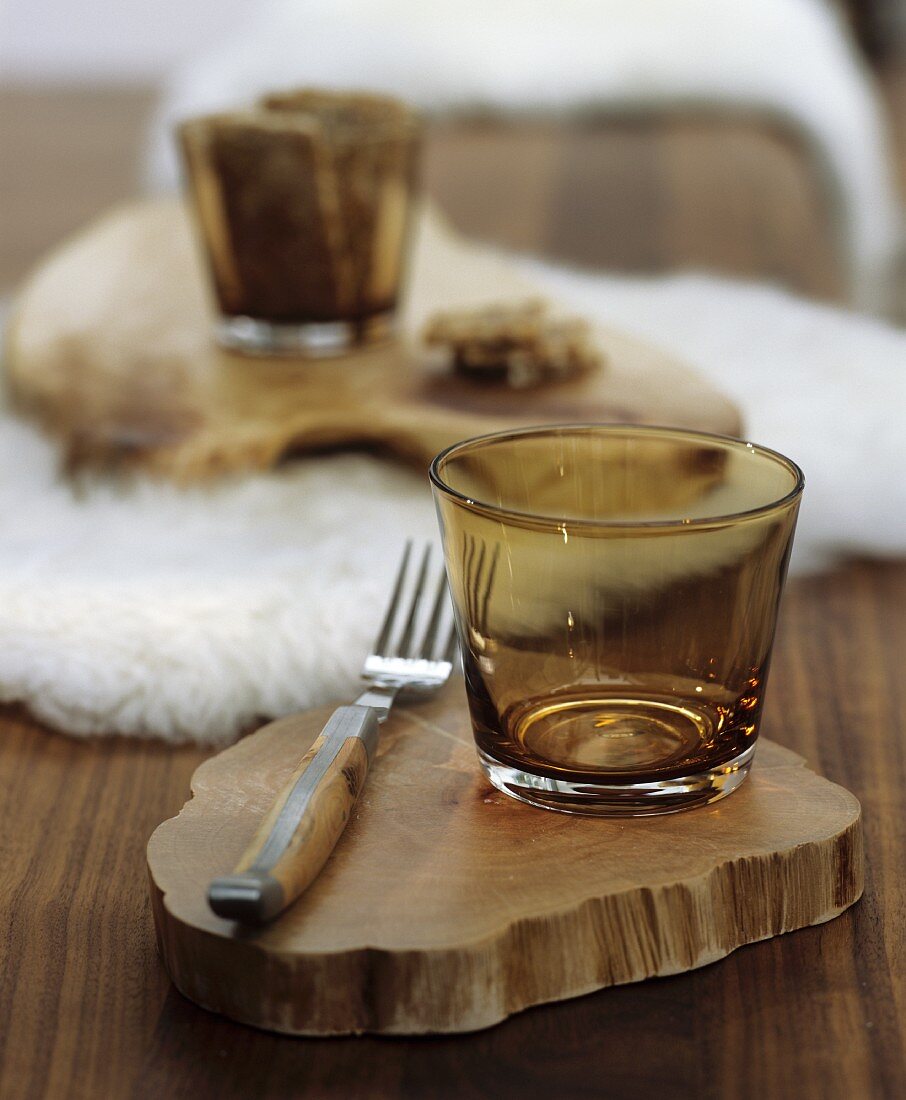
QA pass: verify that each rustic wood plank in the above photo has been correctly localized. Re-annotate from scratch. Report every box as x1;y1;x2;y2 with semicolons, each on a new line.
0;713;207;1100
0;85;154;294
1;84;851;304
2;77;906;1098
4;198;740;481
424;115;846;301
146;682;862;1036
2;562;903;1097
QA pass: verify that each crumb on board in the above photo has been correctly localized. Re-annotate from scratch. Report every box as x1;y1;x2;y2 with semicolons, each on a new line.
422;299;604;389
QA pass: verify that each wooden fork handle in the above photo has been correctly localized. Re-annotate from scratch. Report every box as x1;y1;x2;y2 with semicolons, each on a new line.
207;705;380;924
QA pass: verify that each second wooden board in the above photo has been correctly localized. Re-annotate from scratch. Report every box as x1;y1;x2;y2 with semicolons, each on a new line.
6;200;741;481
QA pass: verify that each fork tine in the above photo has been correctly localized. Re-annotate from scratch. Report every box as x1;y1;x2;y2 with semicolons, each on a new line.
395;543;432;657
419;564;449;660
372;540;413;656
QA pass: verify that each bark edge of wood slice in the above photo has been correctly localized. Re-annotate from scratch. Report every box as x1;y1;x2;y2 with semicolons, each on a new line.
147;680;863;1036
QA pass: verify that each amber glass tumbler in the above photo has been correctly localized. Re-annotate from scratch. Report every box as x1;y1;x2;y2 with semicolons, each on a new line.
430;425;803;815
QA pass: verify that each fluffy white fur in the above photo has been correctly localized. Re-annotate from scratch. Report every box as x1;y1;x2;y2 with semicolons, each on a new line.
146;0;902;310
2;247;906;745
0;424;435;744
522;260;906;568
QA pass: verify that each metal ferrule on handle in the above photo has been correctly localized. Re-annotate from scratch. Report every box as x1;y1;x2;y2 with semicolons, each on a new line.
208;705;380;924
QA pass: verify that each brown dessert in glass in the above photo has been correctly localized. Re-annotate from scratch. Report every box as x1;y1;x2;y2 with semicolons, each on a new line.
178;89;421;356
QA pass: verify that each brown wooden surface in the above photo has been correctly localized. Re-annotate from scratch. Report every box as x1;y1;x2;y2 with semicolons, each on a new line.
423;115;846;303
0;85;156;296
1;561;904;1095
0;84;849;303
2;77;906;1096
4;198;740;481
147;683;861;1037
10;73;906;312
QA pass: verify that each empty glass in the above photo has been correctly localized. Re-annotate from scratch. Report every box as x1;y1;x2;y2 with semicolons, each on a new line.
431;425;803;815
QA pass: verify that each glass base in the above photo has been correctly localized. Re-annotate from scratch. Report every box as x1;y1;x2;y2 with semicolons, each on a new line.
214;311;396;358
478;743;756;817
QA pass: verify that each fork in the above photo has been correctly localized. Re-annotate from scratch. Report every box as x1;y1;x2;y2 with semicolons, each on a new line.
207;542;457;924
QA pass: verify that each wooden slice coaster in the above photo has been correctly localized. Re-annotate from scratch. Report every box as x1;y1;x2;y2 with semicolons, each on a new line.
147;678;862;1036
6;200;741;482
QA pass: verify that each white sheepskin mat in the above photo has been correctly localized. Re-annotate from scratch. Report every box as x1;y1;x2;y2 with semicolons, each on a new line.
145;0;902;311
2;255;906;745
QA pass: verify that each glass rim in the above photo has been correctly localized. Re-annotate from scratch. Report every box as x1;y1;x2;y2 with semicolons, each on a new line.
429;423;805;532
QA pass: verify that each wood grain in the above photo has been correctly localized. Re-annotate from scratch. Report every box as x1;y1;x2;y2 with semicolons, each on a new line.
424;115;845;303
4;198;741;482
1;85;850;305
145;679;862;1036
1;551;903;1097
2;80;906;1097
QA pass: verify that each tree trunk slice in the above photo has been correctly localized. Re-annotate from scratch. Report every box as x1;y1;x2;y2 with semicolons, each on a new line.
5;199;741;482
147;679;863;1036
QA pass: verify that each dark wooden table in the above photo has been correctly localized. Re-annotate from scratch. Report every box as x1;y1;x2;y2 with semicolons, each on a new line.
1;559;904;1099
3;75;906;1099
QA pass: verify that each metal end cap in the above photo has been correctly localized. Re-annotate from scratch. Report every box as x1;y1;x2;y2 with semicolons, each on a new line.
207;872;285;924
